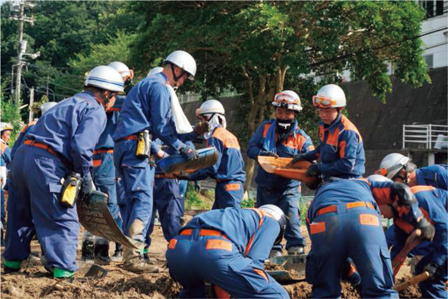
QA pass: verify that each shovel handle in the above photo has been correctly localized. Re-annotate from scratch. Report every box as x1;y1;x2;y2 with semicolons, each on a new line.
394;271;430;292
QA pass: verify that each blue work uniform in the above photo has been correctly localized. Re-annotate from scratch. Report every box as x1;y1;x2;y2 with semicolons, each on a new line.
91;96;126;232
306;179;398;299
113;72;197;242
415;165;448;190
385;164;447;255
189;125;246;209
0;147;6;226
302;114;365;180
3;91;106;272
247;119;313;249
392;186;448;299
0;140;11;169
145;139;188;248
166;207;290;299
11;120;38;161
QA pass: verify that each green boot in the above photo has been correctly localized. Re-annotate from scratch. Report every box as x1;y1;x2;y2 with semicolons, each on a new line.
54;267;75;279
3;260;22;274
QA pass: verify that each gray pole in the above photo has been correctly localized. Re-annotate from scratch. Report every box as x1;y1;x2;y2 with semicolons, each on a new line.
14;2;25;105
29;86;34;122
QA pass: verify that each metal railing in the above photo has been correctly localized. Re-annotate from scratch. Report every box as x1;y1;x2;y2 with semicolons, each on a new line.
403;124;448;149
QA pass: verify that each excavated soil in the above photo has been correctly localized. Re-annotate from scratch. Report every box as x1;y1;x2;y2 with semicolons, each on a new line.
1;225;424;298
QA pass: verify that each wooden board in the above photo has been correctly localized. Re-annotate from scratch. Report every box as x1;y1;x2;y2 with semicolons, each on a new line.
257;156;318;185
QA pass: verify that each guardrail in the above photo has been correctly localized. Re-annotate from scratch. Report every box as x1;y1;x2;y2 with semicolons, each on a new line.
403;124;448;149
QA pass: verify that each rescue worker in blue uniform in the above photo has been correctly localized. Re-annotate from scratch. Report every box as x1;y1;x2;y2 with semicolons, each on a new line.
291;84;365;181
398;186;447;299
369;175;446;299
0;122;13;244
0;145;6;246
188;100;246;209
2;66;124;278
248;90;313;256
377;153;447;190
306;178;399;299
0;123;12;169
143;139;194;260
376;153;447;255
166;205;290;299
81;62;134;264
112;51;209;273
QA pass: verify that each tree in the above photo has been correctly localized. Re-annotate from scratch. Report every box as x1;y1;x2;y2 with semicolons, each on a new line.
131;1;430;192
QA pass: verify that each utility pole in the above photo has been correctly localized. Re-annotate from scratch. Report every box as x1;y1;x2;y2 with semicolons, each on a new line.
28;86;34;122
10;0;36;105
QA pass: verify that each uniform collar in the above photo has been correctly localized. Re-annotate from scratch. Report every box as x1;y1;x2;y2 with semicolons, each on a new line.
321;114;342;133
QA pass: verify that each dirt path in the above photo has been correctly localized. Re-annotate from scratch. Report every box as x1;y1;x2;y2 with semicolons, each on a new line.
1;226;422;298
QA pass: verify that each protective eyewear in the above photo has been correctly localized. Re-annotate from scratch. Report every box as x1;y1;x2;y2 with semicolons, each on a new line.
274;93;299;105
312;95;336;108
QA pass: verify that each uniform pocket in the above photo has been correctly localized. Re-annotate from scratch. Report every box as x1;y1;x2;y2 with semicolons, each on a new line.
48;183;63;193
380;246;394;287
306;251;325;284
122;165;152;192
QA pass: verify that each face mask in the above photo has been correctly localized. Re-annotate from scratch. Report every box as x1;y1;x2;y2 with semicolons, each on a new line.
276;118;294;133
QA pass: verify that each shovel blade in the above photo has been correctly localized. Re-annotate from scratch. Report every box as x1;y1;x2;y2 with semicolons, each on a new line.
84;264;108;279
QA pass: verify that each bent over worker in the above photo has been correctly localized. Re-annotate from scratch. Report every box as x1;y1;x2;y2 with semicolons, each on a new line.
292;84;365;180
188;100;246;209
112;51;208;273
306;178;398;298
369;175;447;299
2;66;123;278
248;90;313;256
377;153;447;190
166;205;290;299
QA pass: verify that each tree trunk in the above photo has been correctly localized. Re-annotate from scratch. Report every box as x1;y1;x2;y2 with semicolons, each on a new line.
243;68;287;197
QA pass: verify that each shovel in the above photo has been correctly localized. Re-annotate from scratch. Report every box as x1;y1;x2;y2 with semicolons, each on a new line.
266;255;306;283
66;264;108;283
394;271;430;292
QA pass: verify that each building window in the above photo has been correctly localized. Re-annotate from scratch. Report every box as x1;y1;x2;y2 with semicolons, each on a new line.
424;54;434;68
436;0;445;16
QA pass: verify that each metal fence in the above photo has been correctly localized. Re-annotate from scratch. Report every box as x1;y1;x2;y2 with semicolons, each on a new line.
402;124;448;149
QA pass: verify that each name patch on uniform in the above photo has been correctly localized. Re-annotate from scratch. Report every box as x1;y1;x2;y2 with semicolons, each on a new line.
206;239;232;252
359;214;379;226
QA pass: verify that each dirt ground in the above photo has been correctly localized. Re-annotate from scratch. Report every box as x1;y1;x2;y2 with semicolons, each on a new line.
1;225;423;299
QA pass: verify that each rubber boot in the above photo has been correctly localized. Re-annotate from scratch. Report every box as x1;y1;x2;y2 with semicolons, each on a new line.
54;267;75;279
94;243;111;265
123;219;158;273
111;243;123;261
81;239;94;262
3;260;21;274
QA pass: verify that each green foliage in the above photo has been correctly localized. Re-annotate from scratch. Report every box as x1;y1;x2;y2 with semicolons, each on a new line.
240;198;256;208
1;1;142;104
185;182;212;210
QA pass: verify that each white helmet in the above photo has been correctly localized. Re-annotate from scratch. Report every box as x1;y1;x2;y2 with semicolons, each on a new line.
367;174;393;184
85;66;124;92
108;62;131;79
313;84;346;108
0;122;13;132
272;90;302;112
164;50;197;80
147;67;163;77
259;204;287;230
376;153;410;179
196;100;225;117
41;102;58;115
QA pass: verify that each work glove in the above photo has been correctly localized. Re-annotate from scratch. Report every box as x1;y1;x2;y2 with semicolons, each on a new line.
180;144;199;161
416;218;435;242
194;181;201;192
290;154;307;165
306;163;321;177
424;262;444;281
80;172;93;201
193;121;210;135
259;151;279;158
